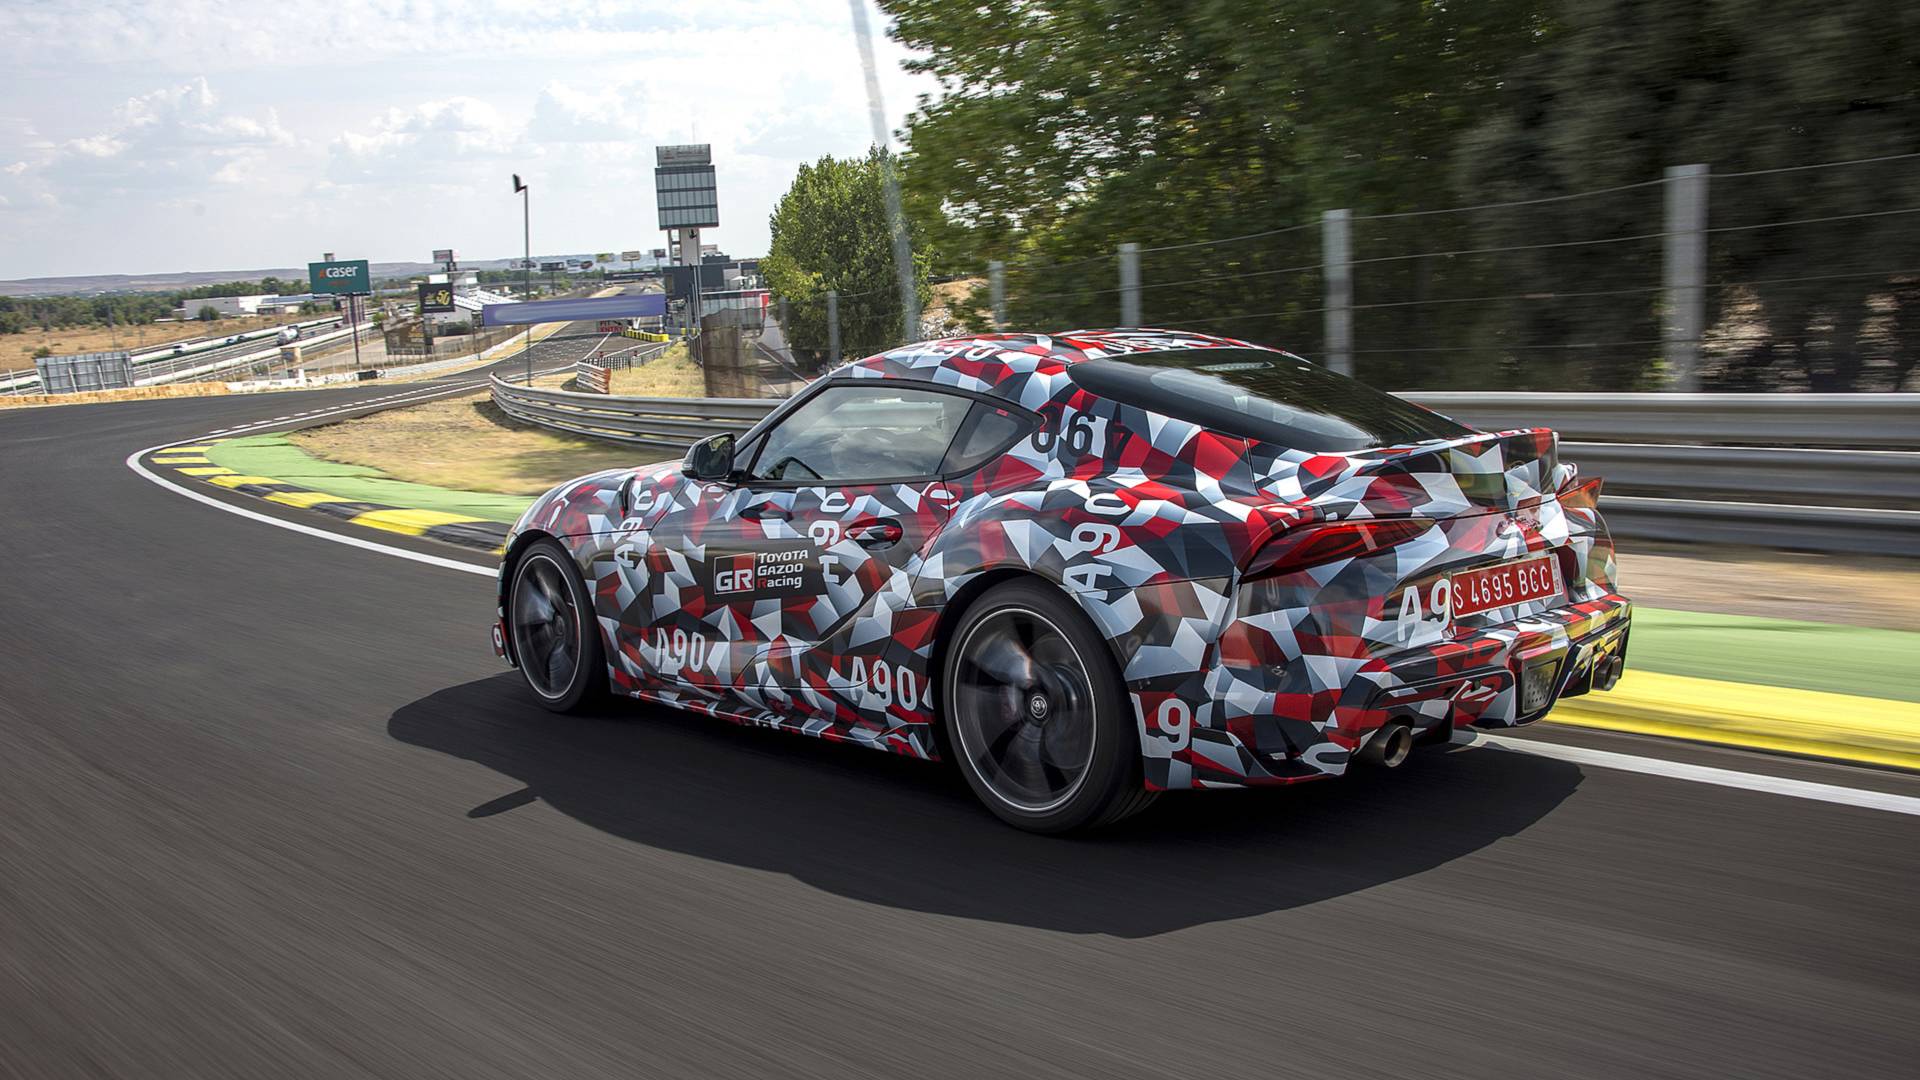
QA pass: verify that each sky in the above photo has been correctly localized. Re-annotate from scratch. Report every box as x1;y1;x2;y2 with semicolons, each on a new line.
0;0;938;280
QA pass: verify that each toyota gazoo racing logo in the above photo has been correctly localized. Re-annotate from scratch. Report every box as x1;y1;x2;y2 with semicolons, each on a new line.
712;548;809;596
714;554;755;594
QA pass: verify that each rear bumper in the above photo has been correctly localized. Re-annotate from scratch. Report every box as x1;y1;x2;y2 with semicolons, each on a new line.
1146;592;1632;790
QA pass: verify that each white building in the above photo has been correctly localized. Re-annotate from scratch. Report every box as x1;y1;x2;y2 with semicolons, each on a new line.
176;294;273;318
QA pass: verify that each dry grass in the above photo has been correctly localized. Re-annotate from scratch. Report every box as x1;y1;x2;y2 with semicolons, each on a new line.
0;381;233;410
1617;543;1920;631
3;312;309;372
925;278;985;337
606;342;704;397
289;390;657;496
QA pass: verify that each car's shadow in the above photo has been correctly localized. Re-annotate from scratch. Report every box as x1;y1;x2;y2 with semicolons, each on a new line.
389;675;1581;937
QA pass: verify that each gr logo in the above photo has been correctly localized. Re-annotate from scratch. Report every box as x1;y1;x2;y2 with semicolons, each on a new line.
714;554;755;594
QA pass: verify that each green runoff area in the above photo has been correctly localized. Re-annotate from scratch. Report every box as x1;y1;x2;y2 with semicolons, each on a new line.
206;433;1918;711
208;434;534;524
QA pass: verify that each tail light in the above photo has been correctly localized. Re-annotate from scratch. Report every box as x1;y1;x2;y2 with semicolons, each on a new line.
1558;476;1604;513
1244;518;1432;581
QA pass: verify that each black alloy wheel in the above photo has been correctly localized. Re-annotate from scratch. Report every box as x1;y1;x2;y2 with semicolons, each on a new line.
509;539;607;712
942;580;1156;832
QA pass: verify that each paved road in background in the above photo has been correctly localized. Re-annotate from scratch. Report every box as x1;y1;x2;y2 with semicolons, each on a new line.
1;345;1916;1079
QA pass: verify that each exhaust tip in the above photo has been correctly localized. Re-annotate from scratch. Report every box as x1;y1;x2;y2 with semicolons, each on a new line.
1359;721;1415;769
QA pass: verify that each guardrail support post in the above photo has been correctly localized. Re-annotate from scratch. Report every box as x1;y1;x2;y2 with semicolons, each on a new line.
988;260;1007;330
826;289;841;367
1663;163;1709;392
1117;243;1141;327
1322;209;1353;377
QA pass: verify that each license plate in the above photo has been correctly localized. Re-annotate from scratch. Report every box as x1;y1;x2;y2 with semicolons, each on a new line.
1448;553;1562;618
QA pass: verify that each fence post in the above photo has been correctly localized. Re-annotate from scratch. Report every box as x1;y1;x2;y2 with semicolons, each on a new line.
1663;163;1709;392
1117;243;1141;327
987;260;1007;330
826;289;841;367
1322;209;1352;376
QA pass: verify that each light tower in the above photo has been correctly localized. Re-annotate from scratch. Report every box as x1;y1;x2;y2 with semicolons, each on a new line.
655;144;718;330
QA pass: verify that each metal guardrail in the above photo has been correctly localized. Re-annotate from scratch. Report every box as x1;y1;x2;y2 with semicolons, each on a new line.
489;381;1919;555
575;363;610;394
491;374;770;452
2;317;344;395
1407;392;1920;449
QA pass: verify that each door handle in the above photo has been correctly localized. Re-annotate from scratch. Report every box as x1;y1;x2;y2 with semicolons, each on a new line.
740;502;790;521
847;521;903;548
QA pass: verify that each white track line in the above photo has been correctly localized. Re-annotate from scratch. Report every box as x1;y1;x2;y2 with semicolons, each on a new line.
1456;730;1920;817
123;376;540;578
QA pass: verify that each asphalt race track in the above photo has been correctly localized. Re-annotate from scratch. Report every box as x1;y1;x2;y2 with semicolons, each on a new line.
1;344;1916;1079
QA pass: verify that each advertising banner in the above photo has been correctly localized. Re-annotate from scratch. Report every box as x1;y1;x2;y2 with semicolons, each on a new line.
308;259;371;295
417;282;456;312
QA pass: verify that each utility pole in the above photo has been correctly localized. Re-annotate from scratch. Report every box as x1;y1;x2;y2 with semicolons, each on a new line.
514;174;533;385
1117;243;1141;327
1663;164;1709;391
826;289;841;366
1321;209;1352;377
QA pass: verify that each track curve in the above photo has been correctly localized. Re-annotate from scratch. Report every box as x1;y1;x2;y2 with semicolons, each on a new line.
1;342;1917;1078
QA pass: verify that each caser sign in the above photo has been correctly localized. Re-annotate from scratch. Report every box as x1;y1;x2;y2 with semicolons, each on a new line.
308;259;370;295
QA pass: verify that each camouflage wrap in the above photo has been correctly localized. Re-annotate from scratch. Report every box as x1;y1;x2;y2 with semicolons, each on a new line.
498;329;1632;790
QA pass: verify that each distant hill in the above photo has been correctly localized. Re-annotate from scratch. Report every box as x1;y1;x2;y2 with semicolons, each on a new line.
0;256;620;298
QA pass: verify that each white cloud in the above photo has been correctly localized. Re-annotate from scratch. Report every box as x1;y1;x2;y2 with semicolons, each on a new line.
0;1;940;278
9;77;292;202
328;97;521;184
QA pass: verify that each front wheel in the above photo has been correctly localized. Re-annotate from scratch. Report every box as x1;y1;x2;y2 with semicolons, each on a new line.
942;580;1157;833
507;538;608;713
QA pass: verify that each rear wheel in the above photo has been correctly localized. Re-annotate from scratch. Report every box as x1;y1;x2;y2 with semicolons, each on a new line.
942;580;1156;833
508;538;607;713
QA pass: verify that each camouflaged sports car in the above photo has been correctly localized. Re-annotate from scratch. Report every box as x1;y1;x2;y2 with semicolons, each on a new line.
493;328;1631;832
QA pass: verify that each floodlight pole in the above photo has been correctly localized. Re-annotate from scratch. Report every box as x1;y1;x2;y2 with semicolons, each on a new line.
516;175;533;385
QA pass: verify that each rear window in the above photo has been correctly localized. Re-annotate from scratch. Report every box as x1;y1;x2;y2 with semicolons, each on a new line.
1066;348;1472;452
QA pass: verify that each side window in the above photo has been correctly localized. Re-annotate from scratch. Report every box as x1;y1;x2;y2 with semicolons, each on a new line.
942;401;1036;475
748;384;972;483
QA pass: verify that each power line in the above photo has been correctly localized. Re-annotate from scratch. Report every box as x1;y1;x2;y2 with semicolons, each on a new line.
1137;219;1320;254
1349;284;1665;311
1714;151;1920;179
1173;307;1330;325
1711;267;1920;289
1138;261;1322;292
1706;206;1920;234
1350;177;1670;222
1348;229;1668;266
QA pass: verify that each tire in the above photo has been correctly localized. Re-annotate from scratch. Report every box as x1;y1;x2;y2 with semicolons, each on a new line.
941;579;1157;833
507;538;608;713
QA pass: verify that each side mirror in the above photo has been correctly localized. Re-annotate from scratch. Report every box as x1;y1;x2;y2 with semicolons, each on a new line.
683;432;737;481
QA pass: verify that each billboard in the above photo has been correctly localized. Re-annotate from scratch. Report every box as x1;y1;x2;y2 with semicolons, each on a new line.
539;261;565;272
656;144;711;167
432;248;457;264
417;282;456;312
482;292;667;327
621;250;642;261
651;248;667;259
308;259;370;295
595;252;615;264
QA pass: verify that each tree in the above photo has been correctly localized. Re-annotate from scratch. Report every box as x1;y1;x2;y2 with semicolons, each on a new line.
1454;0;1920;390
885;0;1919;390
196;305;220;322
762;147;933;364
